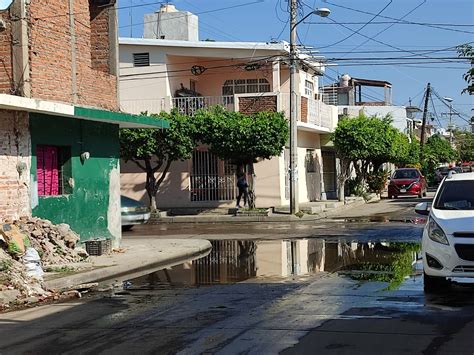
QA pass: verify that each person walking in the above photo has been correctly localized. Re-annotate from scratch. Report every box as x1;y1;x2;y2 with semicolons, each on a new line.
236;172;249;208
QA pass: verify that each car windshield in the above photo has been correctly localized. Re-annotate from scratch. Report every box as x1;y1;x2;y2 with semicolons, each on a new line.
434;180;474;210
393;170;419;179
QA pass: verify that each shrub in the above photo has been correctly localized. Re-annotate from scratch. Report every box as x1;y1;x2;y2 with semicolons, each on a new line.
367;170;390;195
346;178;368;197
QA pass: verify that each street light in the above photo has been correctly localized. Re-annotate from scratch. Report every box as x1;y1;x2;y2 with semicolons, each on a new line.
443;97;454;144
289;1;330;214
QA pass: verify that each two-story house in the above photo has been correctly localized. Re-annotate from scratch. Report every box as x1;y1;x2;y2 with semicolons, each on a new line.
0;0;167;245
119;4;339;209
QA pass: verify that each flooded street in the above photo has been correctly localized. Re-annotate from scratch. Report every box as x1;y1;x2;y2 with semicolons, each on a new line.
1;197;473;354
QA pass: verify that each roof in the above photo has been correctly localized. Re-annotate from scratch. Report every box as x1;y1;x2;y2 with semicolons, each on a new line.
446;172;474;181
120;37;289;52
350;77;392;87
119;37;325;75
0;94;169;129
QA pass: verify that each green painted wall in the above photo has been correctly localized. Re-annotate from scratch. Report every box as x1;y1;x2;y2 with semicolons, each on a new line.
30;114;121;243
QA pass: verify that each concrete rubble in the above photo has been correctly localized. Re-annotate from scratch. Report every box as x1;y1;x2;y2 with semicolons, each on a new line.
0;217;89;312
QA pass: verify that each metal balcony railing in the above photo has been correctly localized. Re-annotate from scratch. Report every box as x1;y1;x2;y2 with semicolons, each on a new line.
173;96;235;116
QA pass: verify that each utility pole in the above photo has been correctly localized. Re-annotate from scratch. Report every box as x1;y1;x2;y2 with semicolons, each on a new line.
419;82;431;160
289;0;298;214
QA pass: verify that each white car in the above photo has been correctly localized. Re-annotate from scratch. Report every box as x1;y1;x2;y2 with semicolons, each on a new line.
415;172;474;292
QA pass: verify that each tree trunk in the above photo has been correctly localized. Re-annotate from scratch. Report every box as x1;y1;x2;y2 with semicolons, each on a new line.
248;162;256;209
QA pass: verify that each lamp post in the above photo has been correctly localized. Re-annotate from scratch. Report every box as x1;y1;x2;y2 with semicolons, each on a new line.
289;0;330;214
443;97;454;144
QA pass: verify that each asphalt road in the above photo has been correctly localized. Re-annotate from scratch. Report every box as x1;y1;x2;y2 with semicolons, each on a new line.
1;193;473;354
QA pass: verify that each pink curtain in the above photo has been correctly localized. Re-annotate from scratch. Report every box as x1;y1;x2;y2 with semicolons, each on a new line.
37;145;59;196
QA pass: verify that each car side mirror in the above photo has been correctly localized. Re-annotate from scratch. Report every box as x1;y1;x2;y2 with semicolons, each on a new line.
415;202;430;216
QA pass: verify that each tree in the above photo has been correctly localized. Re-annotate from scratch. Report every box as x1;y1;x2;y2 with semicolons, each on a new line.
421;134;458;184
332;113;407;200
120;111;196;210
457;44;474;95
424;134;458;163
195;107;289;208
454;129;474;162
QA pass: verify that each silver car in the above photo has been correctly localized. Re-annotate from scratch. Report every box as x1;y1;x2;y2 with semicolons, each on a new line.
121;196;151;230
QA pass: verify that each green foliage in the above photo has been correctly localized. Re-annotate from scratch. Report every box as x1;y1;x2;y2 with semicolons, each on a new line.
7;241;21;256
424;134;458;164
454;129;474;162
457;44;474;95
349;243;420;290
0;259;12;272
194;107;289;165
346;178;368;197
120;110;196;163
366;170;390;195
23;235;30;249
120;110;197;208
421;135;457;185
333;114;410;169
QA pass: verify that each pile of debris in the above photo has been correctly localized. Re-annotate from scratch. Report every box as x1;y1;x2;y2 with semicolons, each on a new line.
0;217;89;311
12;217;88;265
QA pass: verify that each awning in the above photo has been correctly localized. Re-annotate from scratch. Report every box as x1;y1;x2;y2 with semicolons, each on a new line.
0;94;169;129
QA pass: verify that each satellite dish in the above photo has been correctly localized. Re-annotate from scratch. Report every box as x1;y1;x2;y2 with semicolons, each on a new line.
0;0;14;10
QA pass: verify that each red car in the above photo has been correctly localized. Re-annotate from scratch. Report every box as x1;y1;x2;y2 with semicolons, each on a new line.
388;168;427;199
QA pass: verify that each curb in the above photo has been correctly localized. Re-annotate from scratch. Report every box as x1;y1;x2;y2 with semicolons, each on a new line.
44;240;212;291
148;197;373;224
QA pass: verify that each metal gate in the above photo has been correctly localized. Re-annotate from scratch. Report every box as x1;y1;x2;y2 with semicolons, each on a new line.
190;150;236;201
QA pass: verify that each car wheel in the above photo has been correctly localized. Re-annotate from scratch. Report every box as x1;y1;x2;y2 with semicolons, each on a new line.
423;272;450;293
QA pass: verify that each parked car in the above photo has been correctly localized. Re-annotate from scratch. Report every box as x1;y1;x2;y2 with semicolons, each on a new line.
434;166;462;185
388;168;427;199
121;195;151;230
415;172;474;292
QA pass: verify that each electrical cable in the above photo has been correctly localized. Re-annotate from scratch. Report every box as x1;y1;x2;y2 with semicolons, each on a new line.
320;0;474;35
316;0;393;49
339;0;427;58
321;17;462;65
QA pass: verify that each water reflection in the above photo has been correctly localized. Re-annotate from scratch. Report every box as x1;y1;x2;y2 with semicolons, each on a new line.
126;239;420;290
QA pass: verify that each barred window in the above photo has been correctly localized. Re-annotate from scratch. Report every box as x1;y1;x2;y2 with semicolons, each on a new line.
222;78;271;95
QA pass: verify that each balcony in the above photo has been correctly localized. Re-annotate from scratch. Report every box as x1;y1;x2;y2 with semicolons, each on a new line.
121;93;337;133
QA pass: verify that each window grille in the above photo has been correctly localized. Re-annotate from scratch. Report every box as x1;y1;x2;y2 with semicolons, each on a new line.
222;78;271;95
133;52;150;67
190;150;236;201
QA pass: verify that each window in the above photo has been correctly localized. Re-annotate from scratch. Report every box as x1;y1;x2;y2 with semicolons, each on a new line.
133;52;150;67
222;78;270;95
434;180;474;210
305;80;314;97
37;145;72;196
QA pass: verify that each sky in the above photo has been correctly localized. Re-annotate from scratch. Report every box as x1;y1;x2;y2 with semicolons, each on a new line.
0;0;13;10
118;0;474;130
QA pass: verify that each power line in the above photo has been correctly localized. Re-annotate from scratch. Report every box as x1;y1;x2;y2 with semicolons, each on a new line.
321;17;462;65
320;0;474;35
336;0;427;58
316;0;393;49
304;21;474;27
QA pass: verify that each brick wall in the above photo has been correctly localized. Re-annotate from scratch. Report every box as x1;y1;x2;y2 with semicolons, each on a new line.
301;96;308;123
0;110;31;222
89;1;110;73
0;10;13;94
28;0;118;110
238;96;277;115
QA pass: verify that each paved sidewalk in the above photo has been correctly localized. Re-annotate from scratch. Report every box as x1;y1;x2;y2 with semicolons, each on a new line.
44;238;212;291
150;196;378;224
